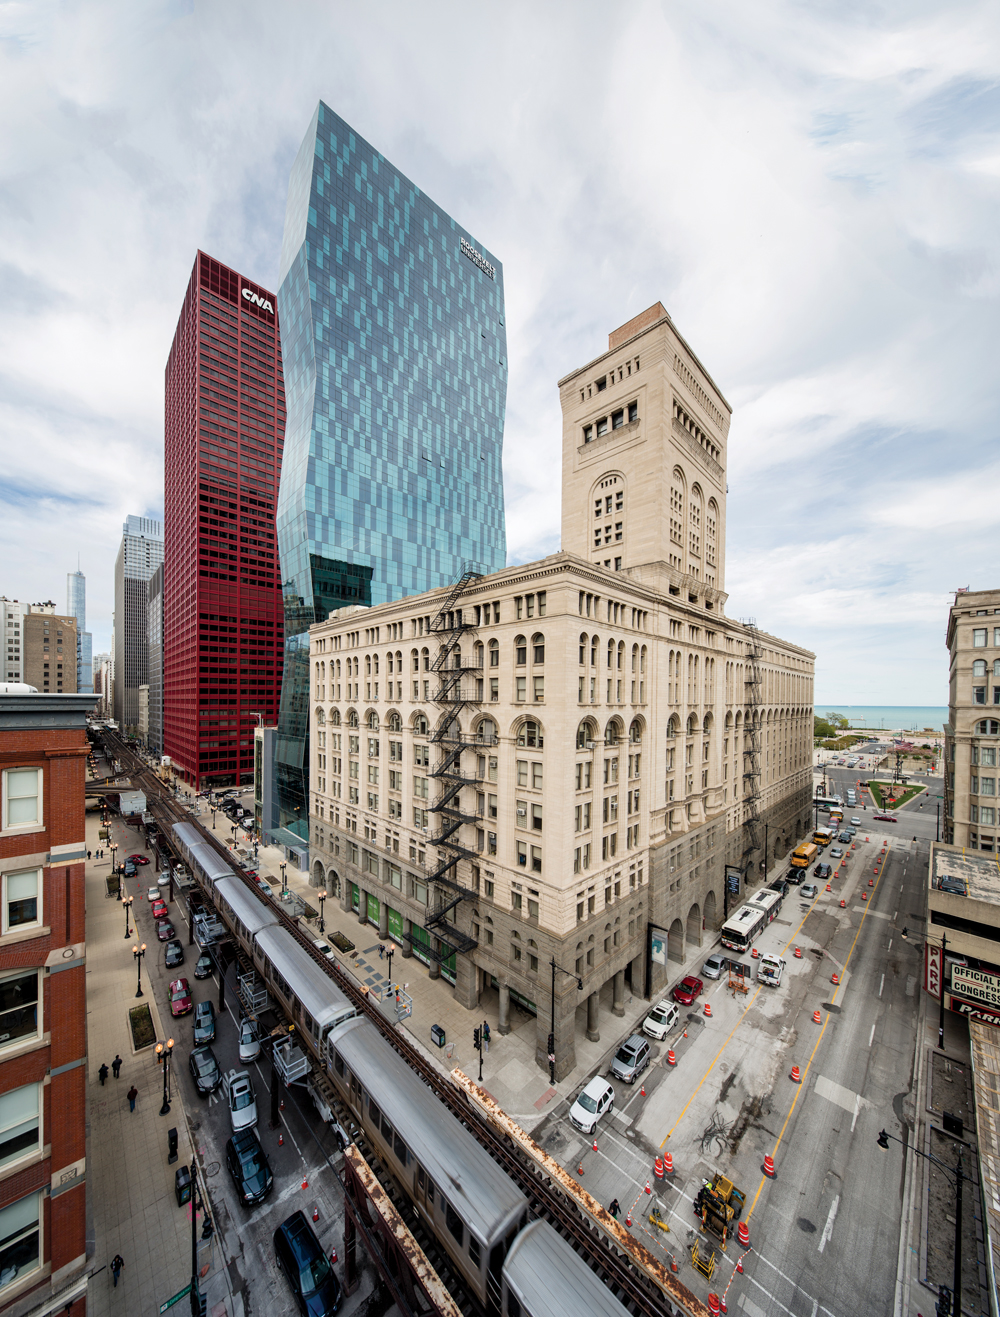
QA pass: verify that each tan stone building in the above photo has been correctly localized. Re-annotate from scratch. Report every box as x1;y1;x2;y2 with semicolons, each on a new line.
944;588;1000;849
21;611;77;694
307;304;814;1076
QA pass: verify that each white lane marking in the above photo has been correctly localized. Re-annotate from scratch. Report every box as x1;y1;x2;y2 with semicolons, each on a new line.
887;939;892;951
869;1022;876;1048
740;1297;767;1317
818;1195;839;1252
851;1092;862;1133
815;1075;860;1113
810;1301;819;1317
894;910;898;919
879;973;885;997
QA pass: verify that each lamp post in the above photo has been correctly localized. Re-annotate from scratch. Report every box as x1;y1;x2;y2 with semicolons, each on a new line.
878;1127;964;1315
155;1037;174;1115
317;889;327;934
279;863;287;899
110;841;118;876
132;942;146;998
122;894;133;939
549;957;584;1085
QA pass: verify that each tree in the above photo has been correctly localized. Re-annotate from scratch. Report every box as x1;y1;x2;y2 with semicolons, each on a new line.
825;712;849;730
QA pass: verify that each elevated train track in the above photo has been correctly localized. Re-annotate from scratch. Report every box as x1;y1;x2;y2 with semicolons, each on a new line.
96;730;707;1317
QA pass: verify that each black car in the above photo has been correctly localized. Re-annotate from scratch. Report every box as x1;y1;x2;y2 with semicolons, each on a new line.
194;1000;216;1045
189;1045;221;1095
814;863;833;880
164;939;184;969
768;878;790;896
274;1211;342;1314
226;1128;274;1207
785;868;804;885
194;952;214;980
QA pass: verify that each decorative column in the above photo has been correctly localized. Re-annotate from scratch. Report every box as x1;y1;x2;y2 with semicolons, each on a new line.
586;991;600;1042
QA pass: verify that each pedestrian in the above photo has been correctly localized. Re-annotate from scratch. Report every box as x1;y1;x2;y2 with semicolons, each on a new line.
111;1055;122;1079
87;850;92;860
378;943;385;960
608;1198;621;1219
483;1021;490;1053
98;1063;109;1086
111;1254;124;1287
126;1085;138;1112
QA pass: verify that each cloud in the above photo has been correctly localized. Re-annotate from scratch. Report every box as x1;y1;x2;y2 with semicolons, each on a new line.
0;0;996;702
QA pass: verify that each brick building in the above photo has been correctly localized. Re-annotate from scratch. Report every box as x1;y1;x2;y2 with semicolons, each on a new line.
0;691;93;1315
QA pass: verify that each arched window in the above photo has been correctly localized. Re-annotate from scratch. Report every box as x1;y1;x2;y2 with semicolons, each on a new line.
411;649;419;672
974;660;988;678
977;720;1000;735
386;652;394;674
373;653;379;675
605;719;622;746
702;713;712;735
367;710;379;731
414;713;429;736
666;715;679;739
517;720;544;748
387;712;401;732
579;633;588;665
640;645;647;674
632;644;638;672
515;635;527;665
488;639;499;667
331;708;341;726
607;639;615;669
365;655;371;676
629;719;643;744
687;714;697;736
348;710;359;728
474;641;484;668
994;659;1000;678
617;640;625;670
477;718;497;744
532;633;545;664
421;647;430;671
577;719;597;749
315;707;325;726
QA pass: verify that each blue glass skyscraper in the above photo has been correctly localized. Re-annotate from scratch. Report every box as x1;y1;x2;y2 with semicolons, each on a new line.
272;102;508;845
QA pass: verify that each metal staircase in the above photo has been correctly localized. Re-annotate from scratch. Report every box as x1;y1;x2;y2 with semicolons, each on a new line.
411;565;485;963
742;620;764;872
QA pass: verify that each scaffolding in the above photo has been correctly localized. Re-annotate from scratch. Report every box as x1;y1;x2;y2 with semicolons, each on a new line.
407;565;485;967
742;619;764;874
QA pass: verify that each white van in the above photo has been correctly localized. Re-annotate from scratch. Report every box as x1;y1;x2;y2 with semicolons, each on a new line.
759;953;785;987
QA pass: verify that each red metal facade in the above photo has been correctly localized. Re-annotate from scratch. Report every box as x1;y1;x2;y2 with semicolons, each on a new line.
0;714;89;1314
163;252;285;789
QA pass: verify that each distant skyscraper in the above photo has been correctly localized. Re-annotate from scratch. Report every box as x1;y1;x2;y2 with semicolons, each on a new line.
66;569;93;692
147;564;164;754
113;515;163;730
272;101;508;845
162;252;285;790
0;598;27;683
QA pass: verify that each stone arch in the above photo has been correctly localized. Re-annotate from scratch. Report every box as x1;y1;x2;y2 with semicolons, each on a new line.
412;711;429;735
577;717;599;748
668;917;685;963
330;708;341;726
605;717;624;745
312;859;325;887
326;867;341;898
386;711;401;732
475;715;498;744
315;706;325;726
686;902;702;948
514;718;544;749
703;889;718;930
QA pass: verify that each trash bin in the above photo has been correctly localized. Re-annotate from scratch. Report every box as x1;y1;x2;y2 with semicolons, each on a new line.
430;1024;446;1049
175;1164;192;1207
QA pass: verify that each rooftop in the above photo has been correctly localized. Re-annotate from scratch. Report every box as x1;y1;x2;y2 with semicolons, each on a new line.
931;842;1000;905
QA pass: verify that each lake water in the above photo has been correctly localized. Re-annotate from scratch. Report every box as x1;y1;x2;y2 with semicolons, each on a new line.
815;705;949;732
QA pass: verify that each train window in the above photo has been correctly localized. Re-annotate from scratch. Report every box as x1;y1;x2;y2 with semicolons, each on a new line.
393;1132;407;1164
369;1099;381;1126
428;1179;434;1205
507;1292;522;1317
333;1051;344;1078
381;1114;393;1143
445;1200;464;1245
468;1235;481;1267
303;1010;315;1036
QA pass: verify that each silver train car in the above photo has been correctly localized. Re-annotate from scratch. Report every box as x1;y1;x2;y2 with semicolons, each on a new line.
502;1219;631;1317
253;926;357;1056
326;1015;528;1312
214;876;279;955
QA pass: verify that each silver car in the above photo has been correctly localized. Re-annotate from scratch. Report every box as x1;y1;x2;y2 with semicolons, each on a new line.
701;953;726;979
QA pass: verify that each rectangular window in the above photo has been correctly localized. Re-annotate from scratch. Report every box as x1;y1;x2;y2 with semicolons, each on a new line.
0;1084;39;1169
414;745;429;766
531;762;543;789
367;764;379;784
445;1200;464;1245
532;676;544;702
530;846;542;873
612;408;624;429
516;676;526;702
0;1192;40;1293
974;628;988;647
3;871;40;934
975;687;986;704
412;878;427;904
413;807;428;828
982;807;996;826
0;971;39;1051
517;760;528;787
531;803;543;831
982;778;995;795
516;842;527;867
413;776;428;798
2;770;41;833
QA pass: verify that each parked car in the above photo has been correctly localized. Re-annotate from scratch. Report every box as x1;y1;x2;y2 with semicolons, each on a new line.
610;1034;651;1084
194;952;214;980
814;863;833;880
873;813;898;823
189;1045;221;1095
785;868;804;885
701;952;727;979
123;862;136;878
146;886;160;902
164;939;184;970
568;1077;615;1134
224;1069;257;1131
156;919;175;942
938;876;968;896
642;1000;680;1040
768;879;790;897
158;872;171;887
801;883;819;899
239;1018;261;1064
151;900;168;921
672;976;704;1006
226;1128;273;1207
194;1000;216;1045
168;977;192;1016
274;1211;342;1315
829;847;844;859
313;939;337;961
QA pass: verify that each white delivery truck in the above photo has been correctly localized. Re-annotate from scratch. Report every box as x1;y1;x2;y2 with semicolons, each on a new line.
759;953;785;987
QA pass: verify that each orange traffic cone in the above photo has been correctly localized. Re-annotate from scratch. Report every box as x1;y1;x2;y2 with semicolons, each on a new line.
578;1161;584;1175
667;1049;676;1066
313;1206;319;1222
301;1177;308;1190
654;1156;664;1179
640;1082;646;1096
704;1002;712;1017
670;1255;678;1273
625;1211;632;1227
840;899;846;908
794;947;802;958
644;1180;651;1195
736;1257;744;1274
331;1246;337;1264
738;1220;750;1248
751;947;759;959
278;1132;284;1146
592;1138;598;1152
790;1065;801;1082
831;973;839;984
763;1154;776;1178
664;1151;674;1174
813;1008;821;1023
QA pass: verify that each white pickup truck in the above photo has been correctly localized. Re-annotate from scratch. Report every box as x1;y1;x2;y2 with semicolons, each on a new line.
759;953;785;987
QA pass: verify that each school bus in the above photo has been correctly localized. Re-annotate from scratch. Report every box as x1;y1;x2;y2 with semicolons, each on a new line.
790;842;819;869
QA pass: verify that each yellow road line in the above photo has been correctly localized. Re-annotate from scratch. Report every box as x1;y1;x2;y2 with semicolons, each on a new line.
744;843;892;1218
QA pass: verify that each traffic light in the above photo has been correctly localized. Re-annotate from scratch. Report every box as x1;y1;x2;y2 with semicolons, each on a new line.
936;1285;952;1317
201;1215;214;1241
473;1027;481;1050
190;1285;208;1317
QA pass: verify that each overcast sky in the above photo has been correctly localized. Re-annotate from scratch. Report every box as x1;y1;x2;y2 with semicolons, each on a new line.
1;0;997;703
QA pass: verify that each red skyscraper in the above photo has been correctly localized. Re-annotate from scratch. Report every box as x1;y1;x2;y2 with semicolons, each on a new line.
163;252;285;789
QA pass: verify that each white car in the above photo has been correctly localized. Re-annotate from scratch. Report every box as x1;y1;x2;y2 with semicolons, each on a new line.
569;1077;615;1134
238;1018;260;1063
313;939;336;961
642;1000;679;1040
146;886;160;902
850;816;861;826
223;1069;257;1132
257;882;272;897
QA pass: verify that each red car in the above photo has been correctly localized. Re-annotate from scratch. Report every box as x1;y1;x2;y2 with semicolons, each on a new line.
127;854;150;865
157;919;176;942
168;977;192;1017
873;813;898;823
151;901;168;921
672;976;704;1006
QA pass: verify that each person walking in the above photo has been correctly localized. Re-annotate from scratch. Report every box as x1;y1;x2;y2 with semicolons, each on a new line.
111;1055;123;1079
87;850;91;860
98;1063;109;1086
378;943;385;960
110;1254;124;1288
126;1085;138;1112
608;1198;621;1219
483;1021;491;1053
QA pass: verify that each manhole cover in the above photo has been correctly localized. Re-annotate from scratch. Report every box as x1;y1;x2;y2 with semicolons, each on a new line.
204;1161;221;1178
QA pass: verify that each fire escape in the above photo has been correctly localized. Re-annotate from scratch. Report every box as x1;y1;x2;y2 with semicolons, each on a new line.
742;619;764;875
416;566;485;965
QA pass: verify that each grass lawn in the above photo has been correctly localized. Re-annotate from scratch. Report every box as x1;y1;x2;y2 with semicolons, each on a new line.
128;1003;155;1051
868;781;924;811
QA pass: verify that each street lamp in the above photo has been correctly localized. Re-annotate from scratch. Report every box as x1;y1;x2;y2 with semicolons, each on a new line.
877;1127;965;1316
317;889;327;934
155;1037;175;1115
279;863;287;898
549;957;584;1085
121;895;133;939
132;942;146;998
110;841;118;875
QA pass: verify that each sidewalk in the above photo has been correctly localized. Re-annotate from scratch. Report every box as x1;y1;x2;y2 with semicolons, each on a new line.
85;807;229;1317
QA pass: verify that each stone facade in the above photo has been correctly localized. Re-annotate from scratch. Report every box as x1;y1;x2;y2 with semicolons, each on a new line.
945;588;1000;849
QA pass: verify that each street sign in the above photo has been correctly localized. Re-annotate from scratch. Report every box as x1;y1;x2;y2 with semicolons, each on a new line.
159;1283;191;1313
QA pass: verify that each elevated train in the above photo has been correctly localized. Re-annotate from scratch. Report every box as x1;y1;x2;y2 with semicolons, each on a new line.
170;823;638;1317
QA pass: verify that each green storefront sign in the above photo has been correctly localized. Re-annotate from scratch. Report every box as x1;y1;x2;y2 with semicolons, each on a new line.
387;907;403;941
410;924;431;965
350;883;359;912
367;893;380;924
